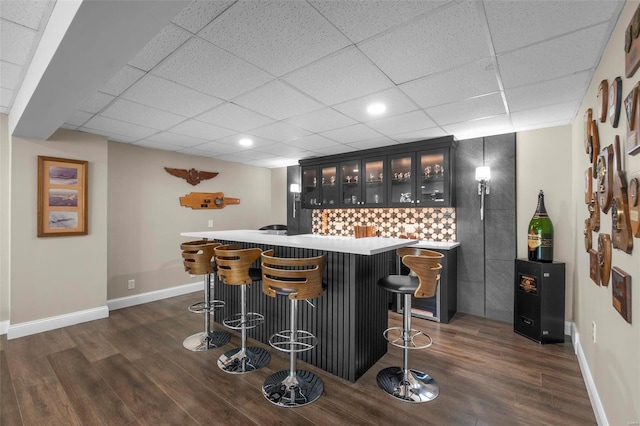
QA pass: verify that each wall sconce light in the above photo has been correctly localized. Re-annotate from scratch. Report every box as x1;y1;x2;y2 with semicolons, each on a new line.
289;183;301;218
475;166;491;221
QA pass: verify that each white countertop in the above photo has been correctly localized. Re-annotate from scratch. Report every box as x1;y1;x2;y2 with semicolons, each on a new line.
414;240;460;249
181;230;459;255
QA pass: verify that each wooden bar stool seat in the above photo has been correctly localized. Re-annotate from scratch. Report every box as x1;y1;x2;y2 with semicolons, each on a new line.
376;247;443;403
215;244;270;374
180;240;230;351
260;250;327;407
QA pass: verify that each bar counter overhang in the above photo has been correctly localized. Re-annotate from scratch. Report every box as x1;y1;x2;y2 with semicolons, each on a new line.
181;230;451;382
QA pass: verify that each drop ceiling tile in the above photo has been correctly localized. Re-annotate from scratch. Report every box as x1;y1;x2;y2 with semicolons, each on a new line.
367;110;436;135
0;19;37;65
511;101;578;129
285;108;357;133
65;110;94;127
101;133;139;144
0;106;6;114
320;123;383;144
168;119;236;141
248;122;310;143
0;60;22;89
390;127;448;143
285;150;318;160
359;1;490;84
0;87;13;107
216;150;274;162
505;71;591;113
485;0;623;54
333;88;419;123
127;24;191;71
234;80;322;121
199;1;350;76
187;141;244;155
0;0;52;29
426;93;506;126
254;143;310;156
101;99;186;130
80;116;158;140
512;118;574;133
283;47;394;105
133;139;185;151
79;92;115;114
177;147;215;157
400;59;500;109
152;38;273;100
144;131;209;148
171;1;235;34
100;66;146;96
122;74;223;117
498;23;610;89
442;114;514;140
245;157;300;168
285;134;341;151
196;102;274;132
215;134;277;149
310;0;449;43
348;137;397;150
311;143;356;156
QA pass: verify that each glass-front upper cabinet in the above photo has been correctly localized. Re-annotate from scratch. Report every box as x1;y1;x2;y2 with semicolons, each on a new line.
417;149;452;207
321;165;339;207
388;154;416;206
363;158;385;207
340;161;361;206
301;166;319;208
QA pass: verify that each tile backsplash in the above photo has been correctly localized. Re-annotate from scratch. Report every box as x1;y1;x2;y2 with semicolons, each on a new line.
311;207;456;242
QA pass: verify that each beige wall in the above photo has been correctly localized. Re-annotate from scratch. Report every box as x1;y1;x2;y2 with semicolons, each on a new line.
516;126;574;319
572;1;640;423
107;141;283;299
1;114;10;323
10;129;109;324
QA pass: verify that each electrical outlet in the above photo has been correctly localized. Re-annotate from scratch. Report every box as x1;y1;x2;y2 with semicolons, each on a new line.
592;321;596;343
208;219;214;228
128;279;135;290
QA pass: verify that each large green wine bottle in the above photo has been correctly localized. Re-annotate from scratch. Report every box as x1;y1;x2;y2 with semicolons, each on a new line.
527;190;554;262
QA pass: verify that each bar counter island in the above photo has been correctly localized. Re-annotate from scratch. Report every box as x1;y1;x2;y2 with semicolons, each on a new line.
181;230;456;382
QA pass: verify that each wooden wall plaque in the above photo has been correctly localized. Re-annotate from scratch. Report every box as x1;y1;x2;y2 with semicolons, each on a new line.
629;176;640;237
179;192;240;209
590;120;600;178
584;218;592;251
589;248;600;285
611;267;632;323
597;145;614;213
584;108;593;154
624;83;639;154
625;4;640;78
597;80;608;122
585;168;593;204
609;77;622;127
589;192;601;232
598;234;612;286
611;137;634;253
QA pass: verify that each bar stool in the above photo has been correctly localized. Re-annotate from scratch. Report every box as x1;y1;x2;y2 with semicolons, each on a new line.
260;250;327;407
215;244;271;374
180;240;230;351
377;247;443;403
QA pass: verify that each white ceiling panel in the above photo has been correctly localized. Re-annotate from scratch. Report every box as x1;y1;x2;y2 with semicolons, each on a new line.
284;107;357;134
254;142;310;156
283;47;394;106
400;58;500;109
0;0;52;30
309;0;450;44
78;92;115;114
152;37;274;100
284;134;341;151
186;140;244;155
311;143;355;156
367;110;436;135
498;23;611;89
333;88;419;123
127;24;191;71
485;0;623;54
177;147;215;157
133;139;186;151
248;121;310;143
321;123;384;144
100;65;146;96
0;87;13;108
348;136;397;150
171;0;235;33
427;93;506;126
505;71;592;113
144;131;208;148
64;110;93;127
233;80;322;121
0;19;37;65
510;101;578;129
80;115;157;140
216;150;275;162
0;60;22;89
196;102;274;132
245;157;300;168
215;134;277;149
122;74;223;117
390;127;448;143
101;99;186;130
359;1;490;84
442;114;514;140
199;1;350;76
168;118;236;141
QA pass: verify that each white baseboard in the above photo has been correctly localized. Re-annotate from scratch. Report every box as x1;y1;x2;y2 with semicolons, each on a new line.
573;324;608;426
107;282;201;311
7;305;109;340
0;320;8;335
564;320;572;336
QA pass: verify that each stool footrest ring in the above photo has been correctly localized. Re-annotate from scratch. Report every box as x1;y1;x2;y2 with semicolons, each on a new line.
382;326;433;350
222;312;264;330
268;330;317;353
188;300;225;314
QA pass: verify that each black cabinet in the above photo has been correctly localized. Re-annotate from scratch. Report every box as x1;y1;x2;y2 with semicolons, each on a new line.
514;259;566;344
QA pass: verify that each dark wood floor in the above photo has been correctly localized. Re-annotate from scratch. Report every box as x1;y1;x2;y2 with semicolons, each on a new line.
1;293;595;425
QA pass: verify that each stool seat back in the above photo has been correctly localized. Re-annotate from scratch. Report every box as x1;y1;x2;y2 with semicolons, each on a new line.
215;244;262;285
398;248;443;298
261;250;327;301
181;240;219;275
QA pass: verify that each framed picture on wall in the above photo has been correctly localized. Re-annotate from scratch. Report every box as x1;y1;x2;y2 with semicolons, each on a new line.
611;267;632;323
37;156;88;237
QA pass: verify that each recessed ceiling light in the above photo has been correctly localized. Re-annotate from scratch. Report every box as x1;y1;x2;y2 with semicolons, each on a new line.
367;103;386;116
239;138;253;147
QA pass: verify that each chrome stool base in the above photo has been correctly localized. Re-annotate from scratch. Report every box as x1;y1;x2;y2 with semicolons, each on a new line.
183;330;231;352
262;369;323;407
376;366;439;403
188;299;225;314
217;346;270;374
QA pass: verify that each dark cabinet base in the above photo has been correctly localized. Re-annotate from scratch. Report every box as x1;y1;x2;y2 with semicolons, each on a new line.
514;259;566;344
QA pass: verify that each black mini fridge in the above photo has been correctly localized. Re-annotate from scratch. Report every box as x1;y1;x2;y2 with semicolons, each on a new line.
514;259;566;344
